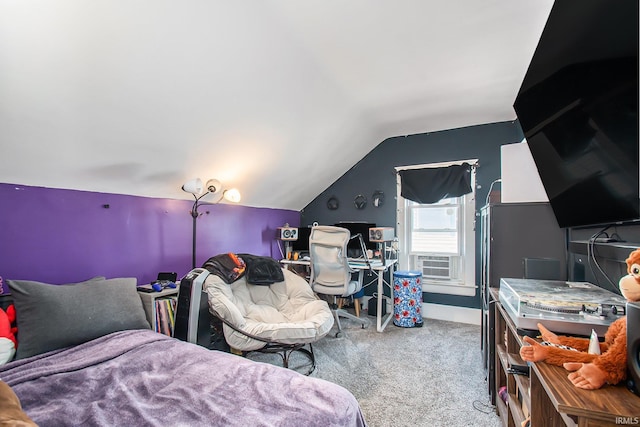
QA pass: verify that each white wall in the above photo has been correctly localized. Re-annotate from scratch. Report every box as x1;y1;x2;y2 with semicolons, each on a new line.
500;140;549;203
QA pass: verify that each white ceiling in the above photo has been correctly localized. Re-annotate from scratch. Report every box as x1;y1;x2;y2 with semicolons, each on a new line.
0;0;554;210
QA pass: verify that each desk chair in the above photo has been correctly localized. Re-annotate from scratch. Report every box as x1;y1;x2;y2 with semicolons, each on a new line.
309;226;369;337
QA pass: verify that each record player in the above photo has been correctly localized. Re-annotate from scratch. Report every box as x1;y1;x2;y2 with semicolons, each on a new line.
499;278;627;336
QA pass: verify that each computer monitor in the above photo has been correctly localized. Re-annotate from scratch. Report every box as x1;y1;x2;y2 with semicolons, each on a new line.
290;226;312;253
334;222;377;255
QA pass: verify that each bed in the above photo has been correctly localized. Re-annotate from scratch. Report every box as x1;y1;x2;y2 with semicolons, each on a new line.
0;276;367;427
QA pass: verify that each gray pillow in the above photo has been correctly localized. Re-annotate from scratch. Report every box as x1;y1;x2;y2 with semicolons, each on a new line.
7;277;151;359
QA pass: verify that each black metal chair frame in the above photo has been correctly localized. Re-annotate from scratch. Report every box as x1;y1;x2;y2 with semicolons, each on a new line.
211;311;316;376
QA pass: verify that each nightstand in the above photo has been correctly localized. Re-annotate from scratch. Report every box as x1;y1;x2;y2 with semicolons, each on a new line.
137;284;179;336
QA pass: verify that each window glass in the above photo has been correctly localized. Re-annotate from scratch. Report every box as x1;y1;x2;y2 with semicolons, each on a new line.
409;198;460;255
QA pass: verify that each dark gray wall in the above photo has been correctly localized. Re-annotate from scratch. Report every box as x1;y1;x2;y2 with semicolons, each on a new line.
567;224;640;294
301;120;525;310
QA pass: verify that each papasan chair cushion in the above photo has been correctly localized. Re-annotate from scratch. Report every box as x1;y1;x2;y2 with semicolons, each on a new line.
204;267;334;352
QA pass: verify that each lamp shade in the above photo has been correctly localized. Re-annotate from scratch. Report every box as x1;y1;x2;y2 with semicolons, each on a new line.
204;179;222;196
223;188;241;203
182;178;203;195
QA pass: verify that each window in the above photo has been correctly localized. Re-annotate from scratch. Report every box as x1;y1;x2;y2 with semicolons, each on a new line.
396;160;477;296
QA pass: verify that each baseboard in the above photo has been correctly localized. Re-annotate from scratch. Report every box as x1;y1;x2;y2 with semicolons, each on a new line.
423;303;480;325
359;297;480;326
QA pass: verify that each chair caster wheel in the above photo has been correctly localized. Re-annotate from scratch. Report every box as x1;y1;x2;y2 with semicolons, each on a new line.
335;331;344;338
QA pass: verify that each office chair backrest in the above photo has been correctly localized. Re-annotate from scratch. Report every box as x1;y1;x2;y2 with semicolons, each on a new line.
309;226;352;295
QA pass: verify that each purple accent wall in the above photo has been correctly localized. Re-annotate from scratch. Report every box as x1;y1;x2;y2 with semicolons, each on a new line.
0;183;300;285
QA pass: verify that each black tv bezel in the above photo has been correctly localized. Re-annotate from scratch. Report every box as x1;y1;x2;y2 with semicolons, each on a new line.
513;0;639;229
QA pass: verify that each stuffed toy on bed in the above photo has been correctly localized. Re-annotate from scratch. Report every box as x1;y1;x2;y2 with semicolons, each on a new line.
0;305;17;366
0;380;38;427
519;248;640;390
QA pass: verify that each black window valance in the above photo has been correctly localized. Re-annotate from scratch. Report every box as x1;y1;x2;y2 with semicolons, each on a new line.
399;162;473;204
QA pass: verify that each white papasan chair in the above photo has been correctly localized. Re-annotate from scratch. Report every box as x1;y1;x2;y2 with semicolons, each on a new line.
202;254;334;374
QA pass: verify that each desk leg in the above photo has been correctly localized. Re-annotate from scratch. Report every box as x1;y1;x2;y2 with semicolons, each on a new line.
376;268;393;332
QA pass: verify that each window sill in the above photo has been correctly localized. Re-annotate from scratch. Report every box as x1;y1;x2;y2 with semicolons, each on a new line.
422;283;476;297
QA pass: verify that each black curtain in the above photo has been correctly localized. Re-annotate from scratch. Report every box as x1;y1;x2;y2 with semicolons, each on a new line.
399;163;473;204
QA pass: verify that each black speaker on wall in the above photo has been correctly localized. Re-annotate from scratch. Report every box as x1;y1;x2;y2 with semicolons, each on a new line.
628;302;640;395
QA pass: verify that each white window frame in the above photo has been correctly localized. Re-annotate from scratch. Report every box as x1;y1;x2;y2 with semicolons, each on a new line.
396;159;477;297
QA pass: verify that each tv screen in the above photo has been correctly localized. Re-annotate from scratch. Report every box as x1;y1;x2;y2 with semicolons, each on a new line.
513;0;639;228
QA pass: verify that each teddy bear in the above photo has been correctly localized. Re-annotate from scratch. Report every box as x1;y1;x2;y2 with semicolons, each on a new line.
519;248;640;390
0;305;17;366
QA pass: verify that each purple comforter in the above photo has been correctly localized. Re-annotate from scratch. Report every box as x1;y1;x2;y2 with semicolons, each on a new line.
0;330;367;427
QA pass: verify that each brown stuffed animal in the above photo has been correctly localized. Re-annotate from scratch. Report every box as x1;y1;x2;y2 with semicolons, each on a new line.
519;248;640;390
0;381;38;426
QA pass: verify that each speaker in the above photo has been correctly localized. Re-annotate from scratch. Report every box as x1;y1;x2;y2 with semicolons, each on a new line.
368;297;387;317
369;227;394;243
628;302;640;394
278;227;298;241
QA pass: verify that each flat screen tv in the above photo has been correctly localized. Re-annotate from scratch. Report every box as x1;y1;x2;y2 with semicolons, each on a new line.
513;0;639;228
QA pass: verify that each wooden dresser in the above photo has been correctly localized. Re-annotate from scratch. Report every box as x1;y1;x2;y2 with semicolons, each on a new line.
490;289;639;426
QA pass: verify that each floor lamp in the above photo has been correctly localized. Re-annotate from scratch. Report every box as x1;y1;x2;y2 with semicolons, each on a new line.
182;178;241;269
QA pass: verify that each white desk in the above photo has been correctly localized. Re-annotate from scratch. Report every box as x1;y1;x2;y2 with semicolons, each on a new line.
280;258;398;332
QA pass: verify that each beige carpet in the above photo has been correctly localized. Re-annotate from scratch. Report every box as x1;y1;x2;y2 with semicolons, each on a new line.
250;315;501;427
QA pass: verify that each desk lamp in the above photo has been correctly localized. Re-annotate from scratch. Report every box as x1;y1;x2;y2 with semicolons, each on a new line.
182;178;241;269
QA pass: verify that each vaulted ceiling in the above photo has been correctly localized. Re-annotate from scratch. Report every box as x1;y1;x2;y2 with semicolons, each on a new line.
0;0;554;210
